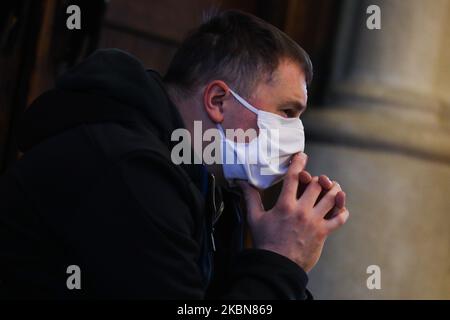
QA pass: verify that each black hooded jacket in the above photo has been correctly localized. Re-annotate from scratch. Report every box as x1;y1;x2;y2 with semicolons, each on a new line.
0;49;310;299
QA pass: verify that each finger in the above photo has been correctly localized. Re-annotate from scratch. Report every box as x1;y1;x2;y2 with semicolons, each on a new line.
279;153;308;203
318;175;333;190
237;180;264;225
314;175;333;206
296;170;312;199
313;182;342;218
299;170;312;184
324;204;341;220
323;191;346;220
324;208;349;233
335;191;346;209
297;176;322;209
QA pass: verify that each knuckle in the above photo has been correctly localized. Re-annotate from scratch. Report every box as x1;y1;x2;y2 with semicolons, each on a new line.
286;171;299;181
296;202;310;215
313;222;328;238
337;211;349;225
277;200;295;213
295;208;307;219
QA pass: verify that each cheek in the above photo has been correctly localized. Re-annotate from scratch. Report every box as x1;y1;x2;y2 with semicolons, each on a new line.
240;112;258;132
221;108;258;143
223;107;257;131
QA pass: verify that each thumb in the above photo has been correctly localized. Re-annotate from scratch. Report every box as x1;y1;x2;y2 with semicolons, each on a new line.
236;180;264;225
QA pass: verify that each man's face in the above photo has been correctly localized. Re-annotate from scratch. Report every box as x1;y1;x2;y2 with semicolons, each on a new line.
222;59;308;134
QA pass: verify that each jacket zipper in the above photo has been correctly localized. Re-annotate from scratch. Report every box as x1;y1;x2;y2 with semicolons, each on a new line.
210;174;224;252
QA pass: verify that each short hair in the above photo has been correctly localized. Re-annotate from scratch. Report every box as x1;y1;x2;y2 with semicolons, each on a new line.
163;10;313;98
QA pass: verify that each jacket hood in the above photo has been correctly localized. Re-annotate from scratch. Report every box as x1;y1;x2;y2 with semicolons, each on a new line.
17;48;184;152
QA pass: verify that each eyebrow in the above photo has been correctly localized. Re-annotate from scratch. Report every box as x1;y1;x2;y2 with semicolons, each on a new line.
277;100;307;113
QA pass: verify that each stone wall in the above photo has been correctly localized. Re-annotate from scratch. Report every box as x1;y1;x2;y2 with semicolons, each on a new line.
304;0;450;299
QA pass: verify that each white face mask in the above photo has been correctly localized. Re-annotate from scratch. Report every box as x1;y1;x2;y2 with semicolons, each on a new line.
217;89;305;189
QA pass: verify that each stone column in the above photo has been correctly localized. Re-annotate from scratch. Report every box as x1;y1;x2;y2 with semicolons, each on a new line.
304;0;450;299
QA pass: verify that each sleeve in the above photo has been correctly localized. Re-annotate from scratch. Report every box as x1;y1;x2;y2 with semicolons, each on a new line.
214;249;312;300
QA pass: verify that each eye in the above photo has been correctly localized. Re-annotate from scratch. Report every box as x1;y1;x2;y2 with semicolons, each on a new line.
282;109;297;118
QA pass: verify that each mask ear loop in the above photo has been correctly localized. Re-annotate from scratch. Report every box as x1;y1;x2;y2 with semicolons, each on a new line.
218;89;259;136
229;89;259;114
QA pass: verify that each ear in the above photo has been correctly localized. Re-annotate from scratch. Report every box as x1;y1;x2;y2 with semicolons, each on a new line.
202;80;230;124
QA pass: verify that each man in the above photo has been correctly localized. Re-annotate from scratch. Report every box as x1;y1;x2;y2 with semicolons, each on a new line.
0;10;348;299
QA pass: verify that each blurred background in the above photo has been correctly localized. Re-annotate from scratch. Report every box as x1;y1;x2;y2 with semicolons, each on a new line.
0;0;449;299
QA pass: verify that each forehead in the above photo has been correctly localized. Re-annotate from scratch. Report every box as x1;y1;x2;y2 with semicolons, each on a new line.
254;59;308;103
271;60;307;92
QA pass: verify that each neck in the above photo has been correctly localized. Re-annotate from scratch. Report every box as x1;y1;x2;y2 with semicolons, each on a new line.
165;84;226;185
